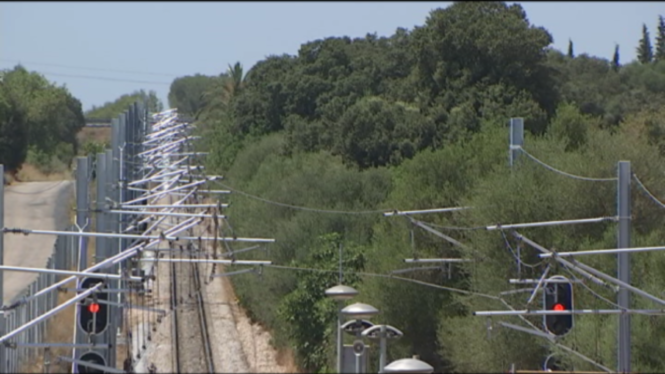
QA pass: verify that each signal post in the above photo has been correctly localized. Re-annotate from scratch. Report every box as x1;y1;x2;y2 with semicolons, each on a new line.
73;277;111;373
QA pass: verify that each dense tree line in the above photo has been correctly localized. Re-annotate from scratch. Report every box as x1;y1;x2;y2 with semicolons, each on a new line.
85;89;163;120
170;3;665;372
0;65;85;174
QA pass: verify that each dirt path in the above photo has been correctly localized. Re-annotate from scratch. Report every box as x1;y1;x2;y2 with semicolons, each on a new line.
2;180;73;304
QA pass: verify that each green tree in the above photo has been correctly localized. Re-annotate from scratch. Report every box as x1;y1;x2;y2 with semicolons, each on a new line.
167;74;218;118
637;23;654;64
411;2;558;132
0;65;85;172
86;90;163;119
277;233;365;372
548;102;597;151
223;61;245;103
331;96;437;168
191;4;665;372
656;15;665;62
0;83;28;173
567;39;574;58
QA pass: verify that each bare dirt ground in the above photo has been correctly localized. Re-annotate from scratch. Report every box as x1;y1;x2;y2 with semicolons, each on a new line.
2;180;73;304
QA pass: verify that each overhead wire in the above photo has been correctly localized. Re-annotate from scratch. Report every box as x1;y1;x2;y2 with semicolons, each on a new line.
32;71;172;86
412;219;486;232
212;180;389;215
0;58;179;77
519;147;617;182
562;268;621;310
632;173;665;209
500;230;544;268
263;264;501;301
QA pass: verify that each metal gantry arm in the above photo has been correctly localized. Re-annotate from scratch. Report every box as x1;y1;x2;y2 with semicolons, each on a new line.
0;283;103;344
516;232;665;306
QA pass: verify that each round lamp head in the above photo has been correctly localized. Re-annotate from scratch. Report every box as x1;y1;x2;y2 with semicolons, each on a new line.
341;302;379;320
325;284;359;301
383;358;434;374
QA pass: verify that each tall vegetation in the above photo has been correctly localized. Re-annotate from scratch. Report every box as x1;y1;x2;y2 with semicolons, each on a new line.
85;89;163;120
171;4;665;372
0;65;85;174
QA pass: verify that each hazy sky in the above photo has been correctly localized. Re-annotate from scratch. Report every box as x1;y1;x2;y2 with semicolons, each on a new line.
1;2;662;112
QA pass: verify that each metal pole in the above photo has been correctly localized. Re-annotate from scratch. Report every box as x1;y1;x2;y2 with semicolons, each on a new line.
485;216;615;231
379;325;387;373
139;258;271;265
509;118;524;167
96;153;107;264
118;203;227;209
382;207;470;217
3;228;276;243
355;343;360;373
0;265;142;281
404;258;473;263
336;301;343;374
0;164;5;373
75;157;89;271
519;233;665;305
539;245;665;258
474;308;665;316
515;233;611;291
617;161;631;374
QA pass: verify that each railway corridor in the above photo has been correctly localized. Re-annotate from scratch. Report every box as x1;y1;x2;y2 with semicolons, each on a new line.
125;109;293;373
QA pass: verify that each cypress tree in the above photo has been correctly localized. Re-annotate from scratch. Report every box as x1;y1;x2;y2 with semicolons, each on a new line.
567;39;574;58
612;44;620;71
656;15;665;62
637;23;653;63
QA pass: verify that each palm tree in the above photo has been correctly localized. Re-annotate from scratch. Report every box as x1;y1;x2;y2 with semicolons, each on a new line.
200;61;245;116
222;62;244;103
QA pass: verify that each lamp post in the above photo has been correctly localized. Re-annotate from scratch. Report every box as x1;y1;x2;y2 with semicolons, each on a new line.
383;357;434;374
341;302;380;374
326;285;359;373
362;324;403;373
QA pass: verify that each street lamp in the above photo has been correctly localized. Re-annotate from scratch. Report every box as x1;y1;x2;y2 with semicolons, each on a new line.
362;324;403;373
326;285;359;373
342;302;380;374
383;357;434;374
341;302;379;320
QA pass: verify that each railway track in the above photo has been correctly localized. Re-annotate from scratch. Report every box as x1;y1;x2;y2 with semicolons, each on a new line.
169;220;215;372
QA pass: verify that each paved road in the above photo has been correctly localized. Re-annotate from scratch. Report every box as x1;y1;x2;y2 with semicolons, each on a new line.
2;180;73;304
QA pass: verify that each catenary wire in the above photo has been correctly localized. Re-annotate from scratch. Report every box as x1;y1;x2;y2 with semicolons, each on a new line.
519;147;617;182
632;173;665;209
212;180;390;215
263;264;501;301
500;229;544;268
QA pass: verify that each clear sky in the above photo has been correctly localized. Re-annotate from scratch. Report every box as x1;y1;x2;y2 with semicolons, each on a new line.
1;2;662;112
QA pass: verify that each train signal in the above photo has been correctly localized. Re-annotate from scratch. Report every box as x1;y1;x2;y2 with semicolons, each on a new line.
77;351;107;374
78;277;109;335
543;276;574;336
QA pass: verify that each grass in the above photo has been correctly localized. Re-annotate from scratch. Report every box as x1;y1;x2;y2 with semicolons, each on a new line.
13;163;73;183
76;127;111;145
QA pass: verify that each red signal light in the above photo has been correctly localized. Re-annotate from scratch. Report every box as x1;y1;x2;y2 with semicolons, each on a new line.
88;303;100;313
553;303;565;311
